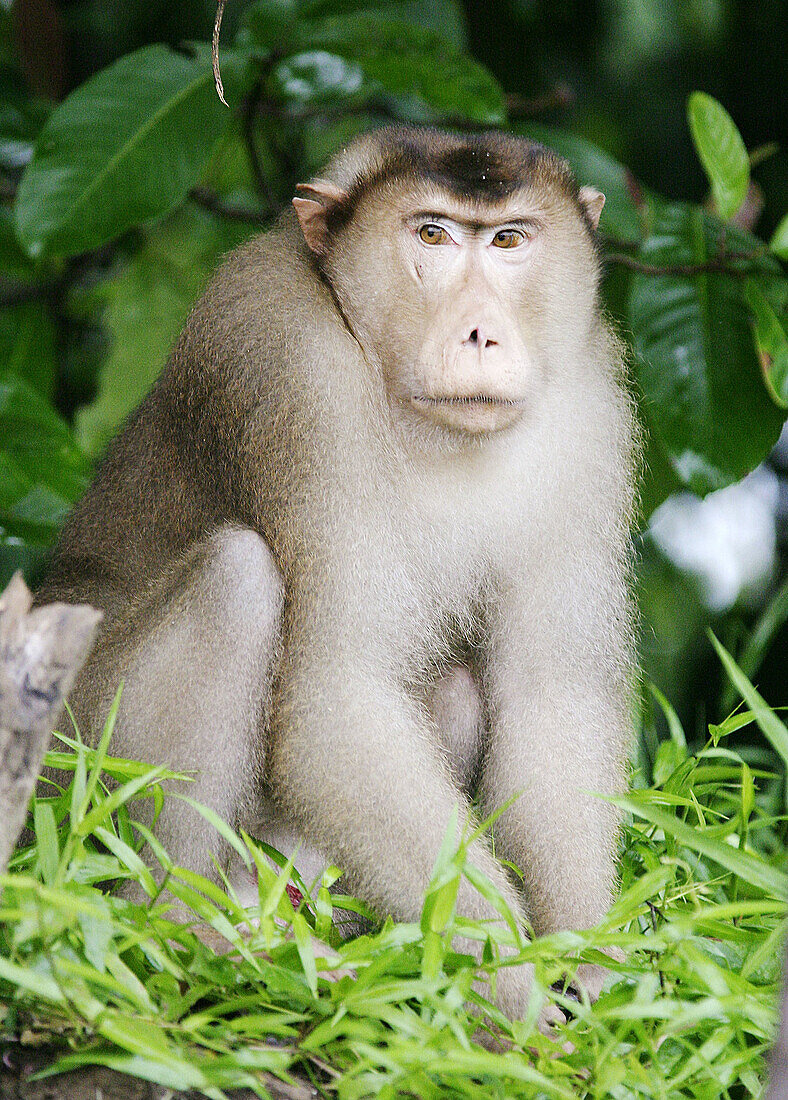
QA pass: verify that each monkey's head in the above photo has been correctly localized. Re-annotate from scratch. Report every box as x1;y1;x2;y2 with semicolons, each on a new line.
293;127;606;437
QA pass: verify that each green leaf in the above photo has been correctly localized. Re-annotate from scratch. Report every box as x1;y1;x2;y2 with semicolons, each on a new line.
0;205;36;278
174;794;253;871
289;15;506;124
14;45;251;258
719;575;788;717
652;740;687;786
238;0;300;53
75;208;248;456
708;632;788;778
745;277;788;408
0;83;48;172
98;1015;208;1082
76;895;114;973
629;204;785;495
33;802;59;885
93;826;158;898
43;1049;210;1094
69;741;87;830
462;863;520;942
687;92;749;221
771;214;788;260
78;684;123;819
740;762;754;823
0;370;90;545
0;955;65;1002
422;874;460;936
76;768;167;836
299;0;468;49
0;302;57;399
516;123;645;240
648;682;687;750
245;836;297;923
612;793;788;898
170;865;243;919
292;911;318;994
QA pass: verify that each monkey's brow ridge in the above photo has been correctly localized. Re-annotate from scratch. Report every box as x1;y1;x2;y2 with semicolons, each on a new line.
409;209;539;232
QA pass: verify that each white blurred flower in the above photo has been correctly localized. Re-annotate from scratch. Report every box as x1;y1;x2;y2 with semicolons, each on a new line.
648;467;779;612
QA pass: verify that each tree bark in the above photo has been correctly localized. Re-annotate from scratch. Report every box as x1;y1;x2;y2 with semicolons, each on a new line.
0;572;101;873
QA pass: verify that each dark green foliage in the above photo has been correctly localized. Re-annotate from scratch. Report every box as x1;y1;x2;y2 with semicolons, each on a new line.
0;0;785;588
14;45;253;259
629;206;785;495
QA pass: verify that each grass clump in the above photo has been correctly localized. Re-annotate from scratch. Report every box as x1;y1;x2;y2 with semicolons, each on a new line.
1;645;787;1099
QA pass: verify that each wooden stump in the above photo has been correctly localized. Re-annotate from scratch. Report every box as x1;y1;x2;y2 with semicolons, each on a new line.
0;572;101;873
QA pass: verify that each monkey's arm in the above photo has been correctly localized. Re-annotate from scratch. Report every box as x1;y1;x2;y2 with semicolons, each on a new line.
265;611;537;1018
479;553;633;939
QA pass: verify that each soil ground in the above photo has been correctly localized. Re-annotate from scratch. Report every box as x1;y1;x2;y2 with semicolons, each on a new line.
1;1048;316;1100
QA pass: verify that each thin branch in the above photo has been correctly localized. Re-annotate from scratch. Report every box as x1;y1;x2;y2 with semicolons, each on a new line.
0;276;61;308
189;185;269;226
600;232;640;254
242;78;279;213
604;248;771;278
505;84;575;118
625;170;648;215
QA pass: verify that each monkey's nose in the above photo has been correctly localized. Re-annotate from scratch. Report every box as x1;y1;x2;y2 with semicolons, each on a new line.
464;327;498;349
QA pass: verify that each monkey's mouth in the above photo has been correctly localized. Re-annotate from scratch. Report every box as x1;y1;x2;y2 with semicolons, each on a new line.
412;394;524;408
410;393;525;433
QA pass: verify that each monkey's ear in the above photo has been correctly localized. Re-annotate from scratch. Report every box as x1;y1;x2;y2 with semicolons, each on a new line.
293;178;348;256
578;186;606;230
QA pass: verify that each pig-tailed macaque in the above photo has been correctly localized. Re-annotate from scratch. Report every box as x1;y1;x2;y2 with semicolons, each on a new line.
36;126;639;1022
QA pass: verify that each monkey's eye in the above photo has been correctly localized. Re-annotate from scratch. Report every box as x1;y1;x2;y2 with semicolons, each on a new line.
418;224;451;245
492;229;524;249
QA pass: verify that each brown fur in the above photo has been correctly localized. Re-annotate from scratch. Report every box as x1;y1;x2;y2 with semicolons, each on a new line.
37;126;639;1021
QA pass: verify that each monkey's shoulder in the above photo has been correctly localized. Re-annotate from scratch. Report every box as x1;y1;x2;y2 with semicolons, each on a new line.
162;216;361;436
195;214;325;329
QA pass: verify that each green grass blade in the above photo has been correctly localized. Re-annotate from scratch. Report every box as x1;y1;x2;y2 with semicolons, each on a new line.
649;682;688;749
613;792;788;897
78;683;123;817
93;825;157;897
33;801;59;885
172;794;252;870
0;956;65;1002
709;631;788;777
76;768;167;836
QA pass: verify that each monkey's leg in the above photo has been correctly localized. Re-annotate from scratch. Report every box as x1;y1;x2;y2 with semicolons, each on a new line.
237;665;484;914
67;526;283;883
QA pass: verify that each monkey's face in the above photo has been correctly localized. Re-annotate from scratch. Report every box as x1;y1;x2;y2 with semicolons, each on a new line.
323;179;600;438
294;132;604;440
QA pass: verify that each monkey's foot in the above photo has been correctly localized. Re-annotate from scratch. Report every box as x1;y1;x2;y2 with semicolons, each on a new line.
571;946;625;1003
474;1001;567;1053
